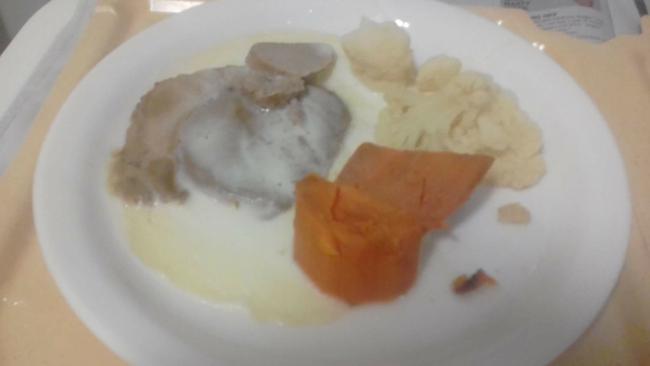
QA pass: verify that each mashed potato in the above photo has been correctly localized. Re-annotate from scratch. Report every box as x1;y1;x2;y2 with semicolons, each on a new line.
416;56;462;92
342;20;545;189
341;18;416;90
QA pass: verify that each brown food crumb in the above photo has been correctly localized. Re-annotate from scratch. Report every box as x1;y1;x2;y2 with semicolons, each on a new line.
452;269;497;294
498;202;531;225
239;71;305;108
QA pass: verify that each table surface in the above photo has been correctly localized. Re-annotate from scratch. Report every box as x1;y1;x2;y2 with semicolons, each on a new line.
1;1;649;365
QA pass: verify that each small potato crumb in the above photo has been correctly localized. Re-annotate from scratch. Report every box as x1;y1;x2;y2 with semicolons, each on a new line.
498;202;531;225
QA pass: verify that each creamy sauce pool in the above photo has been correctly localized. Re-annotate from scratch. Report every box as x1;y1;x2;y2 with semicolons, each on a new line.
122;33;384;325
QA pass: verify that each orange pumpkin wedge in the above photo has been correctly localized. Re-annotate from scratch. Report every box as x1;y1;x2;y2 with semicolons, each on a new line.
294;175;426;305
293;144;493;305
337;143;494;228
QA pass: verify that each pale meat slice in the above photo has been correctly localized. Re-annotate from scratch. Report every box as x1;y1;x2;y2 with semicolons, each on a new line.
109;66;308;205
109;64;349;215
178;85;349;217
246;42;336;79
109;66;247;205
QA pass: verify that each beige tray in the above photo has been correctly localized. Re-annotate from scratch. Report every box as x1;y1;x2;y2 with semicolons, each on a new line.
1;2;648;364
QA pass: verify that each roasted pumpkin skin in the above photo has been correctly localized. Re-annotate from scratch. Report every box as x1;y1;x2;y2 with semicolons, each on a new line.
294;174;426;305
294;144;493;305
337;143;493;228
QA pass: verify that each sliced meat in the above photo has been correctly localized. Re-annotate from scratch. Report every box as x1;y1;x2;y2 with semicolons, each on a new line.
109;66;249;205
178;85;349;217
109;66;349;208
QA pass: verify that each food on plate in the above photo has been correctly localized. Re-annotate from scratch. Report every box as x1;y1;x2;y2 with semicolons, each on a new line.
377;68;545;189
294;143;493;304
246;42;336;79
337;143;493;229
416;55;462;92
178;81;349;216
120;27;534;322
294;174;427;305
109;43;350;216
122;32;382;326
342;19;545;189
452;269;497;294
238;70;305;108
498;202;531;225
341;19;416;90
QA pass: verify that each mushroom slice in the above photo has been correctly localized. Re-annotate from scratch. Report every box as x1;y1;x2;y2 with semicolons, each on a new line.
246;42;336;79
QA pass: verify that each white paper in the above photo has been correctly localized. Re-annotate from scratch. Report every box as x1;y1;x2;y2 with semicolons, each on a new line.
442;0;643;41
502;0;615;42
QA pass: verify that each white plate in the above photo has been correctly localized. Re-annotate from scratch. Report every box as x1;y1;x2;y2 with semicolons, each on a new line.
33;0;630;365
